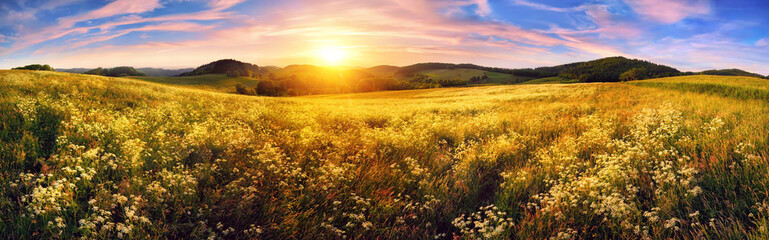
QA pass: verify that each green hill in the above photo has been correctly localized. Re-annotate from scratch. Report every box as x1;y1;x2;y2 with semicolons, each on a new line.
534;56;680;82
699;69;767;79
180;59;259;78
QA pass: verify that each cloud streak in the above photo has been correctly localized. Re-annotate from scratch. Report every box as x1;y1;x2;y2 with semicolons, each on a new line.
624;0;710;24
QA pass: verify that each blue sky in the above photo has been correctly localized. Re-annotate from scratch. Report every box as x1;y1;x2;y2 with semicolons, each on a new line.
0;0;767;74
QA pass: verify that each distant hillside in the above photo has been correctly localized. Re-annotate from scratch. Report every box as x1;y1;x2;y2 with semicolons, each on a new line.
395;62;540;78
84;66;146;77
390;57;679;83
699;69;767;79
180;59;259;78
59;67;192;76
136;68;194;77
536;56;680;82
366;65;400;75
57;68;90;73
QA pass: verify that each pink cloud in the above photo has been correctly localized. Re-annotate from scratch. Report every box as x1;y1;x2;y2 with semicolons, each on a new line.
58;0;163;28
207;0;247;10
756;38;769;47
1;2;232;56
66;22;214;50
512;0;588;12
624;0;710;24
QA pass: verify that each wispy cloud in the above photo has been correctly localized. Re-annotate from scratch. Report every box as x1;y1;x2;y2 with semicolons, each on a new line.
207;0;247;10
58;0;164;28
511;0;588;12
624;0;710;24
756;38;769;47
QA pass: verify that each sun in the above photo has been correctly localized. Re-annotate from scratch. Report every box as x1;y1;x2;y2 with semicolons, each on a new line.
317;47;347;65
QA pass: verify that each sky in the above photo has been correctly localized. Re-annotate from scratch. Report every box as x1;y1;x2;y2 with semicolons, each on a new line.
0;0;767;74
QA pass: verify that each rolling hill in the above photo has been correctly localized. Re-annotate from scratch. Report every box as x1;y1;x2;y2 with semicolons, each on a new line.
98;56;764;97
179;59;259;77
136;67;194;77
58;67;193;77
534;56;681;82
699;69;767;79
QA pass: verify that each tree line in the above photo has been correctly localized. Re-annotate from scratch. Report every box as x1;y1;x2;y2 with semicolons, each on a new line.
12;64;55;71
84;67;146;77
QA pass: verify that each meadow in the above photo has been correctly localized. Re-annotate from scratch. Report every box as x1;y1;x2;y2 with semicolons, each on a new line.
1;70;769;239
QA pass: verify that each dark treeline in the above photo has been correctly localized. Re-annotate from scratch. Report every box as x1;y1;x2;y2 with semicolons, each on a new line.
12;64;55;71
84;67;146;77
393;57;684;82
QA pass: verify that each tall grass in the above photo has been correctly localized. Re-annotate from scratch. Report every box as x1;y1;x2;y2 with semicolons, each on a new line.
0;70;768;239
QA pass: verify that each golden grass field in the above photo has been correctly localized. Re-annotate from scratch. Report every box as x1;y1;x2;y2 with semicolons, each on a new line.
1;70;769;239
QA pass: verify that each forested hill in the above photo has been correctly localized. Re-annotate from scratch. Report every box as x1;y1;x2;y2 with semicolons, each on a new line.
535;56;681;82
393;57;682;82
699;69;767;79
179;59;259;78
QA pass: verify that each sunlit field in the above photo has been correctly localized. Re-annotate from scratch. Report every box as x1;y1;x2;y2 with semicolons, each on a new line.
2;70;769;239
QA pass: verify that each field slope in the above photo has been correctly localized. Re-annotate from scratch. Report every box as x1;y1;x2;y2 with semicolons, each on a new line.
126;74;259;93
1;70;769;239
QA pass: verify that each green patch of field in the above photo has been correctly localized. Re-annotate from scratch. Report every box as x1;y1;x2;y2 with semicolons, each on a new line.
520;76;579;84
411;68;536;84
127;74;259;93
482;71;536;84
417;68;486;81
628;75;769;101
2;71;769;239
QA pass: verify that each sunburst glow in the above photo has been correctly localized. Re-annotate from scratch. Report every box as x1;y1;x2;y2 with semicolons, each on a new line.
317;47;347;65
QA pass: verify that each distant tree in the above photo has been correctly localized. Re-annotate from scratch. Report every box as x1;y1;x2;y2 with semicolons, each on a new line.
12;64;55;71
84;67;104;75
256;80;286;96
619;68;643;81
226;70;240;78
235;83;255;95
